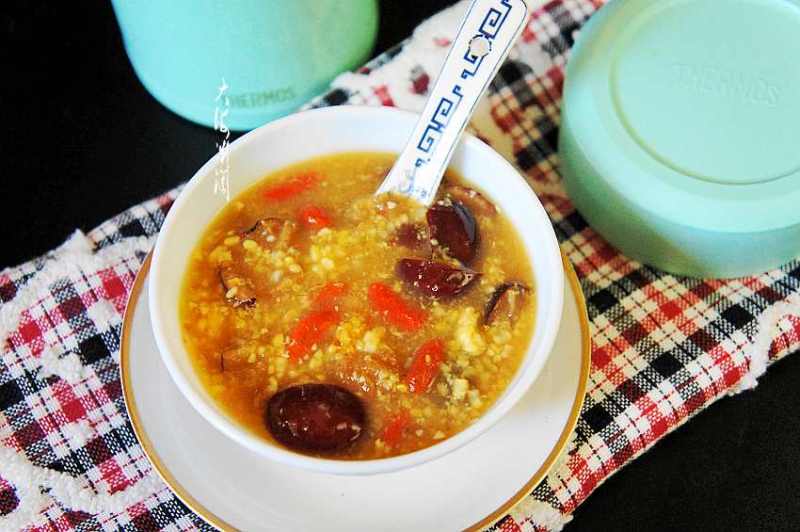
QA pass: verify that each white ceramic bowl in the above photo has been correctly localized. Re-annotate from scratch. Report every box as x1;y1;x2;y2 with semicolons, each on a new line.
149;106;564;475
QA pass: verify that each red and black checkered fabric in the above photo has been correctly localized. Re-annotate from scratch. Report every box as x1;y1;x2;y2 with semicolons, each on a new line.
3;1;800;530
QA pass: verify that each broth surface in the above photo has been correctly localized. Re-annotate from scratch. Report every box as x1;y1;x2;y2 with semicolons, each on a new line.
180;152;535;459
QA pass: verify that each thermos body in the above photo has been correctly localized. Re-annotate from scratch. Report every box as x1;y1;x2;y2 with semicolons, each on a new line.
112;0;379;130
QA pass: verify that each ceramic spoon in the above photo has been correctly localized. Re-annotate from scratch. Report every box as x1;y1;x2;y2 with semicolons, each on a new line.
376;0;529;205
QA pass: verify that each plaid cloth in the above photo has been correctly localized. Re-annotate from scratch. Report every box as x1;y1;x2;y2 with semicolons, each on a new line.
2;1;800;530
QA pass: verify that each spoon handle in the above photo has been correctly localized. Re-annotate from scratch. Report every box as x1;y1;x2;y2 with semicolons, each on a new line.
376;0;528;204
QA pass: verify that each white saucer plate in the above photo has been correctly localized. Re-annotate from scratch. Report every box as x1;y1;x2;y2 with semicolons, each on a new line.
121;254;589;531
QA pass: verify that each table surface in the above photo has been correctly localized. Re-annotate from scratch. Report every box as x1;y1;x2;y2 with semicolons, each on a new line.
2;2;799;530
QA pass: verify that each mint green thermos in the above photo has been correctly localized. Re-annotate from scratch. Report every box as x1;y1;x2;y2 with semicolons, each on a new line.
111;0;378;130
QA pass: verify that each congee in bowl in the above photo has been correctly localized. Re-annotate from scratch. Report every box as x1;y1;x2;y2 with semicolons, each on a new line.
179;151;537;459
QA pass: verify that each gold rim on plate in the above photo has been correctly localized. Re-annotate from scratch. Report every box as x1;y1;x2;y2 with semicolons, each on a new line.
120;252;591;532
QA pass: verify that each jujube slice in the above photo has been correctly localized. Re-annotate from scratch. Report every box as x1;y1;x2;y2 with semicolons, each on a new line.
218;218;296;308
426;201;478;265
244;218;296;248
484;282;530;324
396;258;479;298
218;266;256;308
266;384;365;453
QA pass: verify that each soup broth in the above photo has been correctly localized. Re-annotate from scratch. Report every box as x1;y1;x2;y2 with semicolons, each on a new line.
180;152;535;459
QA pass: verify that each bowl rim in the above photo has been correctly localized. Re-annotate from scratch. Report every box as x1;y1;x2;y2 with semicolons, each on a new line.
148;105;564;475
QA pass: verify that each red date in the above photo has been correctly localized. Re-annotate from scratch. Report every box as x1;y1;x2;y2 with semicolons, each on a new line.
484;282;530;324
244;218;296;248
397;258;479;298
266;384;365;453
427;201;478;265
218;266;256;308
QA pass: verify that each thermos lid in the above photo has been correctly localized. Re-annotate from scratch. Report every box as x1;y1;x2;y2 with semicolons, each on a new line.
559;0;800;278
